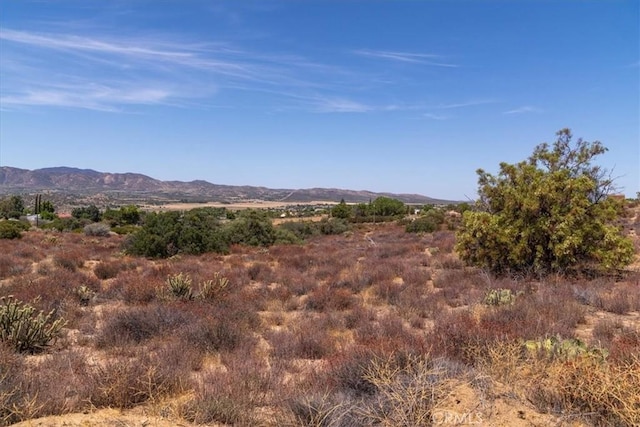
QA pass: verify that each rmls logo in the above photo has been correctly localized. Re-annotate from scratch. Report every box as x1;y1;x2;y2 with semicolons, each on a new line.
431;410;484;425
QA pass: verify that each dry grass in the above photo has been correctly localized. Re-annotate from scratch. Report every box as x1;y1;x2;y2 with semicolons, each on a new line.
1;222;639;426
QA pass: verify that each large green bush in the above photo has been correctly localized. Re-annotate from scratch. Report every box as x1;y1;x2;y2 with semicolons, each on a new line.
72;204;102;222
331;199;352;219
406;209;445;233
104;205;142;226
456;129;634;276
224;209;277;247
0;196;25;219
126;208;228;258
0;220;29;239
126;207;353;258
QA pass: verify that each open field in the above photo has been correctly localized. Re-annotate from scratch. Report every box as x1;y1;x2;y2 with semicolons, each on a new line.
2;214;640;426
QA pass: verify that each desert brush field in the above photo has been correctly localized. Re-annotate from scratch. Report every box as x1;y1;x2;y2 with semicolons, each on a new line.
1;205;640;427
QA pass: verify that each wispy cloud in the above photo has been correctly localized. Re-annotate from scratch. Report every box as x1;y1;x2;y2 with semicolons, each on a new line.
0;27;458;114
312;97;373;113
0;27;372;112
354;49;458;67
423;113;449;120
503;105;543;115
433;99;497;109
0;80;190;112
0;28;198;61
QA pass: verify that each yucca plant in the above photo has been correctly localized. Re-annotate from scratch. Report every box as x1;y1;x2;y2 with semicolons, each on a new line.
166;273;193;300
199;272;230;301
0;295;67;353
75;285;95;306
483;288;519;306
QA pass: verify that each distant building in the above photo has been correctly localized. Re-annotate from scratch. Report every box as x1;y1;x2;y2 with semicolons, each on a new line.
25;214;41;223
608;194;626;202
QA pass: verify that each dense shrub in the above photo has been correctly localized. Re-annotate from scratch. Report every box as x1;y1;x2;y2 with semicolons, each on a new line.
43;216;87;232
126;208;228;258
89;351;186;409
0;220;29;239
95;304;191;348
456;129;634;276
223;209;277;247
110;224;139;235
84;222;111;237
277;220;319;240
331;199;352;219
71;205;101;222
318;218;351;235
93;260;124;280
405;216;438;233
0;195;25;219
103;205;141;226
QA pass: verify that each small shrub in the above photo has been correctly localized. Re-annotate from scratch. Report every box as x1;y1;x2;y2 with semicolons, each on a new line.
267;321;336;360
53;253;84;272
89;352;185;409
609;329;640;364
110;224;138;235
405;216;439;233
247;262;273;282
355;354;455;426
93;260;123;280
0;255;30;279
0;296;67;353
83;222;111;237
182;317;245;353
95;304;191;348
287;393;350;427
105;268;159;304
326;348;381;396
528;354;640;426
318;218;351;235
0;342;26;424
306;285;355;311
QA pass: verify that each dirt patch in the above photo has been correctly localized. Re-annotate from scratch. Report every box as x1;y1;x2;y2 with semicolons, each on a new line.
10;408;201;427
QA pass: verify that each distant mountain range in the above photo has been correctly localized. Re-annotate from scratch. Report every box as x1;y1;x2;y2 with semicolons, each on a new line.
0;166;453;204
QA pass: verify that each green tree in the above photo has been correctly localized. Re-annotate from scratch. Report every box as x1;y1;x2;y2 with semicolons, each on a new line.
0;195;25;219
353;202;371;218
0;220;29;239
224;209;276;247
104;205;141;226
125;208;228;258
39;200;56;220
331;199;352;219
371;197;405;217
406;209;445;233
120;205;141;225
456;129;634;276
72;205;101;222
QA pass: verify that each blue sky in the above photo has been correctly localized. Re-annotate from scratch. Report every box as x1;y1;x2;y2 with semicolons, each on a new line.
1;0;638;200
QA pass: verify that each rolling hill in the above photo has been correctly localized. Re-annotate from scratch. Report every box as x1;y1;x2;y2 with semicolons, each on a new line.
0;167;454;204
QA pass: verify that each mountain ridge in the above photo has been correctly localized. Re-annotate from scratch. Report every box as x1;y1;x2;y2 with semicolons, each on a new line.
0;166;455;204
